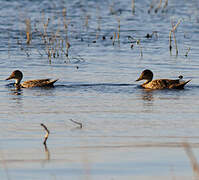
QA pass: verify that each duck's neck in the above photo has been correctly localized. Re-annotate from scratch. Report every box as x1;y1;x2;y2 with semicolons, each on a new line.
144;79;151;85
15;78;21;86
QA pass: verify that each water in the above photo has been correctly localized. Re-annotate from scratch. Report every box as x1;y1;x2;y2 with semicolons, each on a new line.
1;0;199;179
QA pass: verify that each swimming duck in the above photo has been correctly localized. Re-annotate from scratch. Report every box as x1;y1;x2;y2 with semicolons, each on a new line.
136;69;190;90
6;70;58;88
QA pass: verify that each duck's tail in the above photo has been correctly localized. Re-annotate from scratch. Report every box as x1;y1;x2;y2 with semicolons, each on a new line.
47;79;59;86
175;79;191;89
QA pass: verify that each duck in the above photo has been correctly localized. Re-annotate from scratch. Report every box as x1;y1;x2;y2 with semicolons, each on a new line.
6;70;58;88
136;69;191;90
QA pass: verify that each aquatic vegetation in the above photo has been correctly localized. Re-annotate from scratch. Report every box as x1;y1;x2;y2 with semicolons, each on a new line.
148;0;169;14
9;0;193;64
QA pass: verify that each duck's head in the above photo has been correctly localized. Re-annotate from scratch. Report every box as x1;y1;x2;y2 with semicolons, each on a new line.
6;70;23;85
178;75;183;79
136;69;153;82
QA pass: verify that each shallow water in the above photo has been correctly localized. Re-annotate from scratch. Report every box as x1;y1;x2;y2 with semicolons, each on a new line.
1;0;199;179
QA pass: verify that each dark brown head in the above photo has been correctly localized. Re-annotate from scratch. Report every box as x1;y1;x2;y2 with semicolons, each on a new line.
136;69;153;82
178;75;183;79
6;70;23;84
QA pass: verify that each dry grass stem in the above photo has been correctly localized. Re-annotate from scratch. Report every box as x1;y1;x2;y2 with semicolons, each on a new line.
117;18;120;42
148;0;155;13
132;0;135;14
43;18;50;39
66;42;70;57
85;15;90;30
169;30;172;52
136;39;143;57
155;0;162;13
185;47;191;57
62;8;67;23
173;20;181;56
109;3;115;15
96;8;101;41
63;8;69;43
41;123;50;145
112;32;116;45
163;0;168;9
173;30;178;55
169;19;181;55
97;7;101;31
25;19;31;44
172;19;181;32
70;119;83;128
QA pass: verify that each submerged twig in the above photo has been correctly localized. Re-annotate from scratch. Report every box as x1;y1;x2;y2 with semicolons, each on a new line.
70;119;83;128
40;123;50;145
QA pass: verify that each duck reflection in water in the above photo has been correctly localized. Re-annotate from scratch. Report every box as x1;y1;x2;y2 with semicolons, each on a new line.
142;89;154;102
139;89;155;112
10;88;22;96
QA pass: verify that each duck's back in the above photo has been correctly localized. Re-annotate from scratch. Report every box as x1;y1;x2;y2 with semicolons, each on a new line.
142;79;190;90
21;79;58;88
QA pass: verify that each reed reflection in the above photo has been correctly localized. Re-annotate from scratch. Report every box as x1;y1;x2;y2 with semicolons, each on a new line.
44;143;50;161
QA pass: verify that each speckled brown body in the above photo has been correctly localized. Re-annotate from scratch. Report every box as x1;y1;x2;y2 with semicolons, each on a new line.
6;70;58;88
136;69;190;90
20;79;58;88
